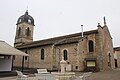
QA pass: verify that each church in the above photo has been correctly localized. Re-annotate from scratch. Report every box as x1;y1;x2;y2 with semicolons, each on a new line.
13;11;115;72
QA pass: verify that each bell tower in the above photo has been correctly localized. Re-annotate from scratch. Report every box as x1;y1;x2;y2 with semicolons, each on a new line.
14;10;35;47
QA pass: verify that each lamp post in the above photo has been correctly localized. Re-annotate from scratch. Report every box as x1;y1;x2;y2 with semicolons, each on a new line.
21;56;24;72
57;48;61;72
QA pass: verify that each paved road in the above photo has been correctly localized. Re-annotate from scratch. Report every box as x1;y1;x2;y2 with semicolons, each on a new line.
0;68;120;80
89;69;120;80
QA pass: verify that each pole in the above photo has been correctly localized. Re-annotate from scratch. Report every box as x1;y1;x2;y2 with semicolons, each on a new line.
22;56;24;72
58;48;60;72
11;56;14;71
81;25;83;37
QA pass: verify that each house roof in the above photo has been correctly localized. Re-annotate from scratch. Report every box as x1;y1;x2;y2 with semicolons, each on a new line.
0;40;28;56
16;29;98;49
114;47;120;51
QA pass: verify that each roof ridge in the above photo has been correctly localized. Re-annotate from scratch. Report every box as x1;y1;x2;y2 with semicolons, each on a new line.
0;40;5;42
16;29;98;48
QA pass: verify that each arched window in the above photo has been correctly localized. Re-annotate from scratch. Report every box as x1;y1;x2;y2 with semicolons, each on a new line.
41;49;44;60
108;53;111;67
63;50;68;60
28;19;31;23
18;27;21;36
89;40;94;52
26;27;31;36
19;19;22;23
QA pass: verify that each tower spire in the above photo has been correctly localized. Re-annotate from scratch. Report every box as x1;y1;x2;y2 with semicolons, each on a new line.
103;16;106;25
25;6;29;15
27;6;28;12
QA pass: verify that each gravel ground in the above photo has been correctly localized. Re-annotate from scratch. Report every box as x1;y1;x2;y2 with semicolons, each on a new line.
0;68;120;80
89;68;120;80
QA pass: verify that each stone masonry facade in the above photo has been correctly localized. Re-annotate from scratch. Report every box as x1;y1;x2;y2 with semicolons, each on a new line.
13;11;115;71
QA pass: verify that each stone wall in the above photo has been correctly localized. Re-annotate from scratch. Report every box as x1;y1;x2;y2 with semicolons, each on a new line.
13;25;115;71
54;43;78;71
97;25;114;71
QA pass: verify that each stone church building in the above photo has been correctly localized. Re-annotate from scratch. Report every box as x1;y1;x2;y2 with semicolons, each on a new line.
13;11;115;71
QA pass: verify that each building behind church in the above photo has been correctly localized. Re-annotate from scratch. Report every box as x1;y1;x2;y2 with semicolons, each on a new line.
114;47;120;68
13;11;115;71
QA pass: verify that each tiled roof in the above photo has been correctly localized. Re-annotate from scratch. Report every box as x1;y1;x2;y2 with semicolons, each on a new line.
16;29;98;49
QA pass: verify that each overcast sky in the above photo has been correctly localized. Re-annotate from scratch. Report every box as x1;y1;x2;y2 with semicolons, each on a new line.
0;0;120;47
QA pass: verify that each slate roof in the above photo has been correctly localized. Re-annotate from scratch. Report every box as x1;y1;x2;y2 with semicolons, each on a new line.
16;29;98;49
17;10;34;26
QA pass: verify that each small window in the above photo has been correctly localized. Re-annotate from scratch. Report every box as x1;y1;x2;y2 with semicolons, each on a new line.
41;49;44;60
63;50;68;60
108;53;111;67
28;19;31;23
89;40;94;52
76;66;78;69
26;27;31;36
